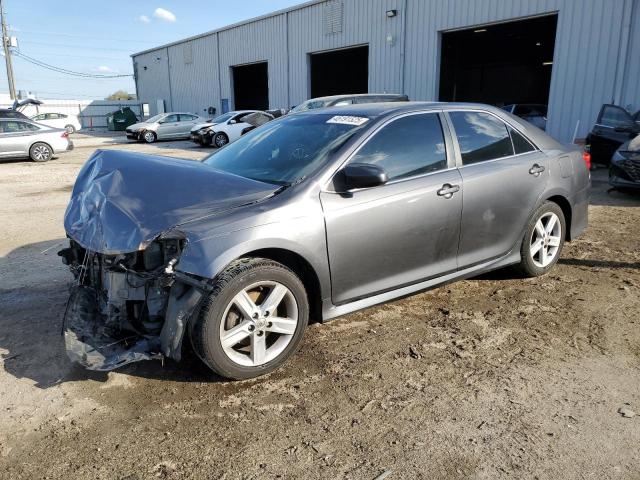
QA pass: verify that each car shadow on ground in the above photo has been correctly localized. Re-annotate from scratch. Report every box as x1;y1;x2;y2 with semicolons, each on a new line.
0;239;224;389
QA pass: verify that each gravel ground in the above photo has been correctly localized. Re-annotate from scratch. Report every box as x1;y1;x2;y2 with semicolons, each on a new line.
0;138;639;480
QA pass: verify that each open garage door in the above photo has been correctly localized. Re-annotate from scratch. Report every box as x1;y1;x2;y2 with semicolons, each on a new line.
232;62;269;110
310;46;368;98
439;15;558;107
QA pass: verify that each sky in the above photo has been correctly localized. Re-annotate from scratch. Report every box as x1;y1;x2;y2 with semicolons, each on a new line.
2;0;305;100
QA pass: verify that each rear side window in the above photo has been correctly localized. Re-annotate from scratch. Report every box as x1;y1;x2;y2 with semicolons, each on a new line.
449;111;514;165
0;121;38;132
349;113;448;181
510;128;536;154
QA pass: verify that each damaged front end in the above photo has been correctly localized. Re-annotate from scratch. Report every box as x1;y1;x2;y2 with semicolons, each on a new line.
59;237;206;371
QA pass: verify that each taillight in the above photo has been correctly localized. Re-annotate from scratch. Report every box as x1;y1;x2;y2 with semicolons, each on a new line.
582;148;591;171
61;131;69;138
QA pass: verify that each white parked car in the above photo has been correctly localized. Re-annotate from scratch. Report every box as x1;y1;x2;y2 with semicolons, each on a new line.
0;118;73;162
190;110;272;147
30;113;82;134
125;112;208;143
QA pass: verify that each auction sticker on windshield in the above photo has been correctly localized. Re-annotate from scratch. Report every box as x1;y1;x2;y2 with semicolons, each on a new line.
326;115;369;126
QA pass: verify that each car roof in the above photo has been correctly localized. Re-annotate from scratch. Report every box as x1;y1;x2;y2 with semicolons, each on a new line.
295;101;493;118
296;101;563;150
305;93;405;102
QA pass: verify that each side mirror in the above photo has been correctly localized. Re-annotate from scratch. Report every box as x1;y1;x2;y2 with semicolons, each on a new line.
229;119;237;124
339;163;388;191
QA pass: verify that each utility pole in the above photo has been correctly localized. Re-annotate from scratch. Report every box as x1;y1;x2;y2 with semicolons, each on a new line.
0;0;16;100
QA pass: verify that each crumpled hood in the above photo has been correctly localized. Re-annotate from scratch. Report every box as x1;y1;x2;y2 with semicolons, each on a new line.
127;122;150;131
191;122;218;132
64;149;278;254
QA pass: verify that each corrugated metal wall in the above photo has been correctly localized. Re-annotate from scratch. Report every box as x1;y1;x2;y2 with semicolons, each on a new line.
132;0;639;142
167;35;219;117
133;49;172;115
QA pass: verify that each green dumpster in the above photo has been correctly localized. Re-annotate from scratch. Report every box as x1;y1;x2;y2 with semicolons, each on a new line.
107;107;138;131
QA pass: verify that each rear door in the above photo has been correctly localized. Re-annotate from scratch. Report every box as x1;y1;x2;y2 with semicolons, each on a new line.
177;114;199;137
590;105;638;164
321;111;462;304
446;110;549;268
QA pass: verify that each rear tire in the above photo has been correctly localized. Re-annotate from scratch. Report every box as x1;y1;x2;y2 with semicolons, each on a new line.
516;201;566;277
29;142;53;162
64;124;76;134
142;130;157;143
190;258;308;380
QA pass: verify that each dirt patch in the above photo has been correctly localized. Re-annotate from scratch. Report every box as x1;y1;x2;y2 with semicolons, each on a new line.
0;151;639;480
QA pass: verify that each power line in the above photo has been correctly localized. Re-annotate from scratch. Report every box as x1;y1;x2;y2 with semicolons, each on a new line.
13;51;133;78
8;28;157;45
19;40;134;53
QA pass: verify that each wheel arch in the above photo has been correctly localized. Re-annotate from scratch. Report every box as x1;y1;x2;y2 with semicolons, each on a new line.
545;194;572;241
29;140;54;159
239;248;323;324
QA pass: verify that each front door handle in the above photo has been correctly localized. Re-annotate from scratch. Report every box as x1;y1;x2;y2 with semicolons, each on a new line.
529;164;545;176
437;183;460;199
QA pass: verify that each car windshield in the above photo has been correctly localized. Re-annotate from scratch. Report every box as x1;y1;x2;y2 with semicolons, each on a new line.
145;114;165;123
210;113;234;124
203;113;369;185
290;99;334;113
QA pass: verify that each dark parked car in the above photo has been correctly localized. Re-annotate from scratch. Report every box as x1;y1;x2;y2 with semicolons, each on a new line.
609;134;640;191
501;104;547;130
0;109;29;120
290;93;409;113
60;102;590;379
587;104;640;165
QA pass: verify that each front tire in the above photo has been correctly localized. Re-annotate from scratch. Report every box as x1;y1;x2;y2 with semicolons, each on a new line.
213;132;229;148
142;130;157;143
190;258;309;380
516;201;566;277
29;142;53;162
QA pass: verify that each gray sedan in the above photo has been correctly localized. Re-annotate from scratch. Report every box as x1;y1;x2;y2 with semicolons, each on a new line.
0;118;73;162
60;102;590;379
125;112;207;143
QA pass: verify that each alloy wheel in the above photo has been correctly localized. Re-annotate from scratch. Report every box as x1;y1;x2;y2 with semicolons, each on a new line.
32;145;51;161
530;212;562;268
219;281;299;367
214;133;228;147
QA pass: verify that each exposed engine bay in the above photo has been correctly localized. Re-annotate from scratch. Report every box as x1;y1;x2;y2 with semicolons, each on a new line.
59;238;206;370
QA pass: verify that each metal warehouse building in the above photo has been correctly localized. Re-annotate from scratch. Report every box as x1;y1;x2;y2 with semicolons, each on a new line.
131;0;639;142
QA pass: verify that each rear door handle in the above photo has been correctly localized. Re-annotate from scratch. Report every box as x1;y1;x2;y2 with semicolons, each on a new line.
437;183;460;199
529;164;545;176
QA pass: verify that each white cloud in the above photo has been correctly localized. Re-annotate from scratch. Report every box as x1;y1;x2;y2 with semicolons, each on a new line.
153;8;176;22
137;15;150;23
95;66;115;73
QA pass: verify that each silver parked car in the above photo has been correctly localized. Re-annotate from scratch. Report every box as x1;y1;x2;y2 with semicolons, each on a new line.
60;102;590;379
125;112;207;143
0;118;73;162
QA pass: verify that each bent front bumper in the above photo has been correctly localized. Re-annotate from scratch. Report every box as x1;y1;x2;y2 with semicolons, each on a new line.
59;242;206;371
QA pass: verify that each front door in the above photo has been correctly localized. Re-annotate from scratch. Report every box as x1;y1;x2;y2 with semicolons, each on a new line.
446;110;550;268
321;112;462;304
156;114;180;139
590;104;639;165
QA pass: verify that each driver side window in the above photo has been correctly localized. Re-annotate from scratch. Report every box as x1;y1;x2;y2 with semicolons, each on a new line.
349;113;448;181
163;114;179;123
